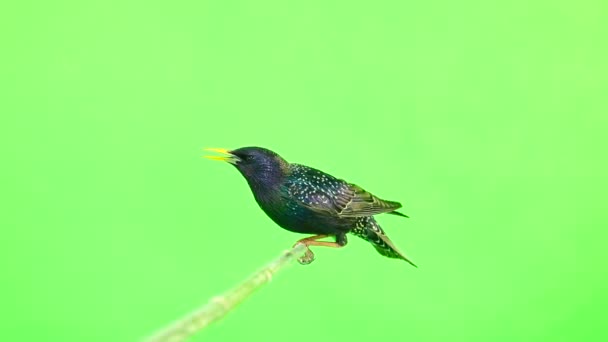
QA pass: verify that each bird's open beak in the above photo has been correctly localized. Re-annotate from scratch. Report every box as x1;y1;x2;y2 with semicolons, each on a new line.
203;148;241;165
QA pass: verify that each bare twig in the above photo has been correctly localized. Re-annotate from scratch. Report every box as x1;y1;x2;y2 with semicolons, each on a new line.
144;243;309;342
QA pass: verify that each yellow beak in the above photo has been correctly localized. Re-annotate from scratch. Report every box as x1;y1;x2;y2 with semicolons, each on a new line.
203;148;240;165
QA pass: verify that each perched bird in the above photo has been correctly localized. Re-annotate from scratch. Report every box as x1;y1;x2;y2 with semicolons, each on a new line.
204;147;416;267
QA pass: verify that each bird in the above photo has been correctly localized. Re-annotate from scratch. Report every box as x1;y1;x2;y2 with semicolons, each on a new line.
204;146;416;267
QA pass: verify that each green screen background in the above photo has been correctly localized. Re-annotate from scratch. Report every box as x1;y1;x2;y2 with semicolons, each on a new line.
2;1;606;341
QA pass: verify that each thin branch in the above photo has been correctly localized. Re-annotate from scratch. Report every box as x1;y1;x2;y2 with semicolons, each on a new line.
144;243;309;342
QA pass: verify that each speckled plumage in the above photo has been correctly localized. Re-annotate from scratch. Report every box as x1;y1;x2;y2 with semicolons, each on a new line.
206;146;416;266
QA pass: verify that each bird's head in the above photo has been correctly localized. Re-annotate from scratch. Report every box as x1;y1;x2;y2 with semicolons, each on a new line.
204;146;290;189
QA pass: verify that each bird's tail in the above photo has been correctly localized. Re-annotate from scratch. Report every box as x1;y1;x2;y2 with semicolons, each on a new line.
352;217;417;267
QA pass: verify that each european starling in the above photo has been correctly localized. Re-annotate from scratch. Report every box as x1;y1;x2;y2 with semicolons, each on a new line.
204;147;416;267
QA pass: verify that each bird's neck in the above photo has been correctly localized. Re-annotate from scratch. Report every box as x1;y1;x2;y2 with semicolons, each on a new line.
245;171;284;194
235;159;290;204
238;159;288;191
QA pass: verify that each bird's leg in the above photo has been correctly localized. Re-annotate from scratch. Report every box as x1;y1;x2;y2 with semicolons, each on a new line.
293;234;346;265
293;235;325;265
298;234;345;248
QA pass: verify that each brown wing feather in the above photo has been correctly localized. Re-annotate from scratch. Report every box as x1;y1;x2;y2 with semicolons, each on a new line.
336;184;403;218
285;165;404;218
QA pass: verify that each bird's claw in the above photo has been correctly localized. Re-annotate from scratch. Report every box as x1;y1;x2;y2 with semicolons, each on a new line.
297;247;315;265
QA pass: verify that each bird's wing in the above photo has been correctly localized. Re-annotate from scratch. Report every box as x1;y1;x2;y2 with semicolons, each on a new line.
333;184;403;218
285;165;403;218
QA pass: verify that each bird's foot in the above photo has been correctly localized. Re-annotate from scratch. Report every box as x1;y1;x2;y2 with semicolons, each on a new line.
293;234;346;265
297;247;315;265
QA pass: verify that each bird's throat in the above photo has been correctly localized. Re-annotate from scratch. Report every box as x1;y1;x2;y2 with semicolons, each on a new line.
245;172;282;194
